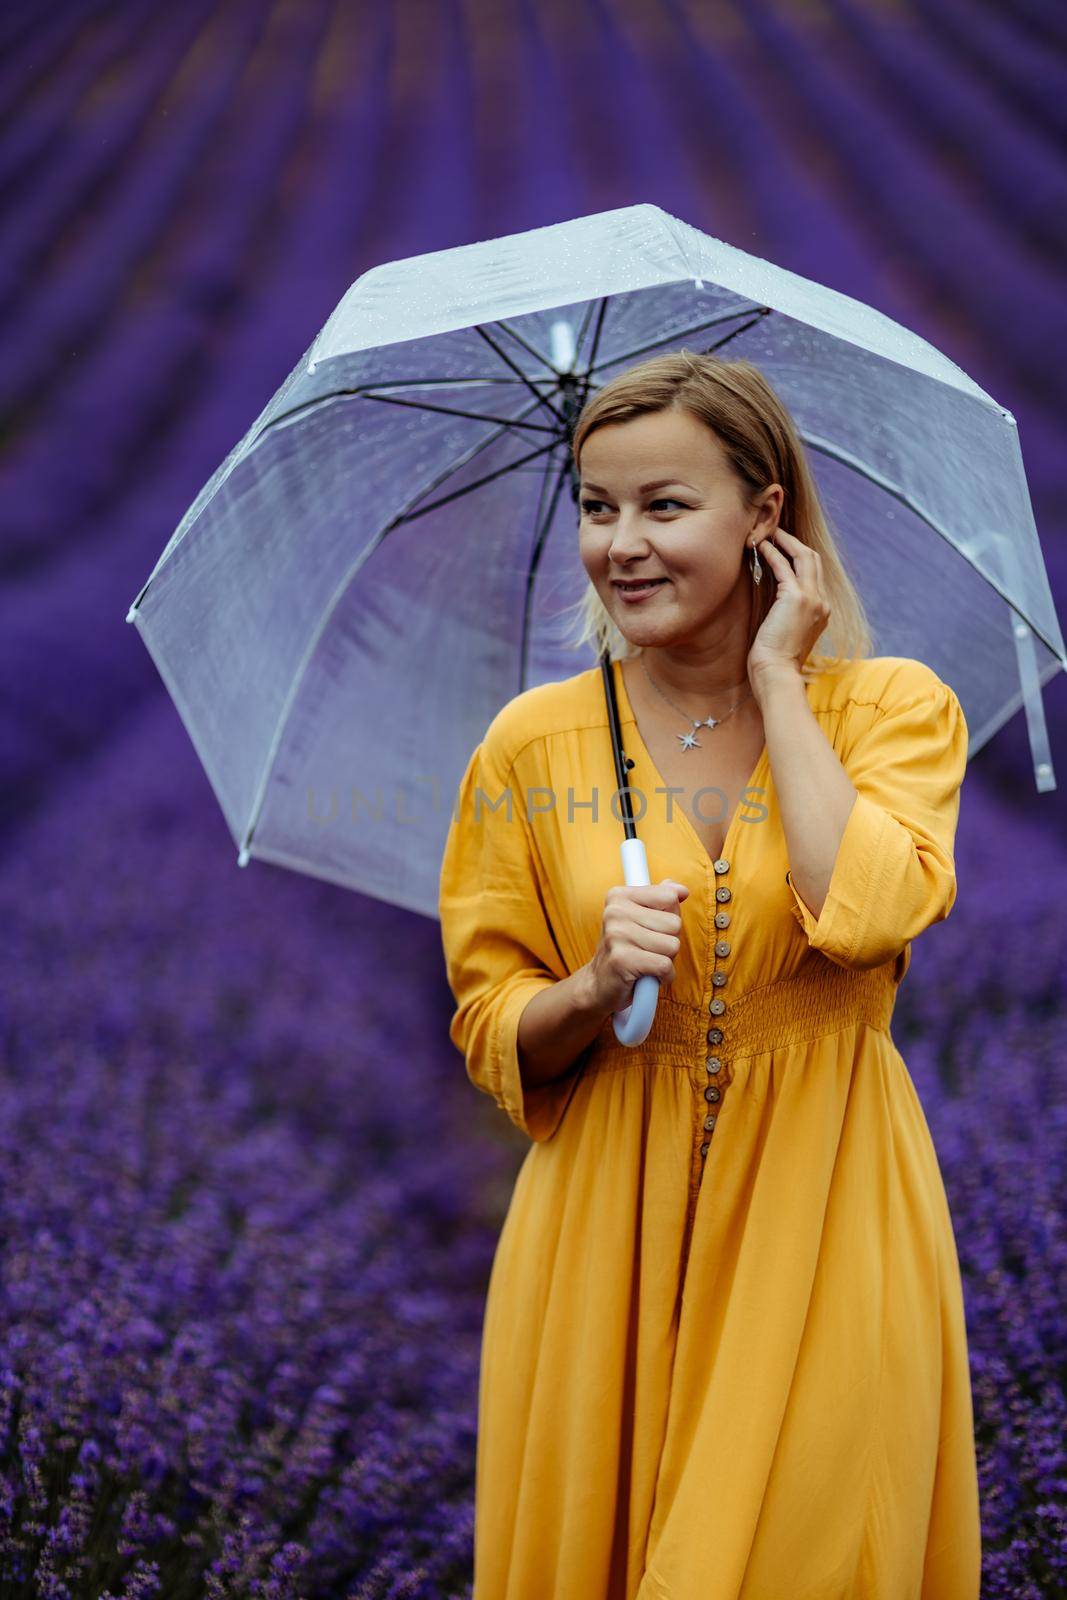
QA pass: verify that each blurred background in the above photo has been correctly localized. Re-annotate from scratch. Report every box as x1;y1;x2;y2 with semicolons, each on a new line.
2;0;1065;1595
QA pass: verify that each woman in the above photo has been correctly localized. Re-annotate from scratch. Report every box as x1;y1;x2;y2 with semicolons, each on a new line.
438;351;981;1599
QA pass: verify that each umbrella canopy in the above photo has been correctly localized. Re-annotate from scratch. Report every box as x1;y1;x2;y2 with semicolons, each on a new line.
125;202;1066;919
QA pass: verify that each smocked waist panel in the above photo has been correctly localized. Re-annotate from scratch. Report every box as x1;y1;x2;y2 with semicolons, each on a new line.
583;963;896;1075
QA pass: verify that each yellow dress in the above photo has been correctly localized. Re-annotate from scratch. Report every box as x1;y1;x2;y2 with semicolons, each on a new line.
438;653;981;1600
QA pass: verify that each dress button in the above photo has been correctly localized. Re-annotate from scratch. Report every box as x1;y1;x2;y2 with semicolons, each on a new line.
711;971;727;988
709;998;726;1016
715;911;730;929
703;1114;717;1130
705;1056;721;1073
713;858;730;874
715;939;730;957
715;886;731;903
704;1085;721;1103
700;1140;710;1157
707;1026;723;1045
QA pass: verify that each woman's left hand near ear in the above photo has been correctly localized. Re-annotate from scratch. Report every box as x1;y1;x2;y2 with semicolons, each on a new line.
746;527;831;684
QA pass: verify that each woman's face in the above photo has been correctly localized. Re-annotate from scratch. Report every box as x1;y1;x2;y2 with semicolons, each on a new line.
577;407;781;648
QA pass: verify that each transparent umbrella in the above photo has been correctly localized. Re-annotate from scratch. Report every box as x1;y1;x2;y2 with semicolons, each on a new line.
125;202;1066;1043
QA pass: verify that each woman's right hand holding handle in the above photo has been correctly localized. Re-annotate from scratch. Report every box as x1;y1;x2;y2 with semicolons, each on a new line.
584;878;690;1017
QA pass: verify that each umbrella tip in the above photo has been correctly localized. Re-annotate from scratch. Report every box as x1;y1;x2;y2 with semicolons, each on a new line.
238;845;250;867
125;605;137;623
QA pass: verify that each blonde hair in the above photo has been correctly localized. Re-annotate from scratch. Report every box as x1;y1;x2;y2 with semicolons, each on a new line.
558;348;873;683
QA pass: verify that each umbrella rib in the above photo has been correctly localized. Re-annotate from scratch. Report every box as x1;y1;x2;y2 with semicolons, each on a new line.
488;318;557;373
357;388;569;527
235;396;566;860
481;296;613;384
702;310;772;351
399;435;566;522
585;303;772;376
234;377;561;444
473;323;569;427
358;391;560;432
518;449;576;697
484;299;604;392
802;430;1067;662
581;295;612;379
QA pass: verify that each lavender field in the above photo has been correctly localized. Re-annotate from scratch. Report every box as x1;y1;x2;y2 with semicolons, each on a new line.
2;1;1066;1594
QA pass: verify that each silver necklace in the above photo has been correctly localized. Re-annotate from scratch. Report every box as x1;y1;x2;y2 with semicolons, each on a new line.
639;655;753;752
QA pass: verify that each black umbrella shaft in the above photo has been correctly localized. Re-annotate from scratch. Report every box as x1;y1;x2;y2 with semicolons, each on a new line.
600;651;638;842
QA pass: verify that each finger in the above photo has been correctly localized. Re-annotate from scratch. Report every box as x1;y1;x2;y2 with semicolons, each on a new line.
764;531;825;595
770;528;819;566
623;911;683;945
622;884;688;908
756;537;799;582
626;903;684;935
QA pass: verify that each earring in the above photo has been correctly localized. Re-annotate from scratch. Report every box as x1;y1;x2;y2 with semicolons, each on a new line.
749;540;762;584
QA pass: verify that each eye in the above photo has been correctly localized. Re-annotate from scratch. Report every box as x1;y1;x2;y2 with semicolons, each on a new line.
580;497;687;514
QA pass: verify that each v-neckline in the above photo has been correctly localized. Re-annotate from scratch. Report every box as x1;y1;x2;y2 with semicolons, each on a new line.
611;655;771;872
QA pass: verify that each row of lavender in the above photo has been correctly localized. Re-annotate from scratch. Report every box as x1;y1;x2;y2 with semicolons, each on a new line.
0;0;1065;829
1;706;486;1597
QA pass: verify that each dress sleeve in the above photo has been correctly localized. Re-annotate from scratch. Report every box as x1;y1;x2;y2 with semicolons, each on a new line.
786;665;968;972
437;724;587;1143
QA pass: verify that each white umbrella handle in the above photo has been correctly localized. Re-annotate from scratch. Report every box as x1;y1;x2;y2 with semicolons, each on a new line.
612;836;660;1047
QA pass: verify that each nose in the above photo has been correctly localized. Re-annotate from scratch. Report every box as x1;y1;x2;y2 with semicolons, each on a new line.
607;513;653;561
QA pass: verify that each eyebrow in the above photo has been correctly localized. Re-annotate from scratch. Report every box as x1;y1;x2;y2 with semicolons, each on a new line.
580;478;696;495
